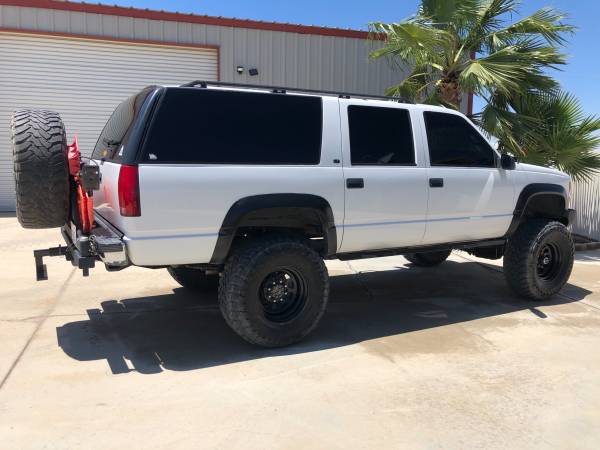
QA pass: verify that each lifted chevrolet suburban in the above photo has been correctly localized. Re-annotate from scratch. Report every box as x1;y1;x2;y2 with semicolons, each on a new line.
10;81;575;347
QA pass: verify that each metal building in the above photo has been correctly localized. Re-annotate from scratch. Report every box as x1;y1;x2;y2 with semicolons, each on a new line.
0;0;423;210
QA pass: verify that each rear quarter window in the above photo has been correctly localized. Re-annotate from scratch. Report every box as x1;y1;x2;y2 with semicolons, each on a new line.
92;87;155;161
141;88;323;165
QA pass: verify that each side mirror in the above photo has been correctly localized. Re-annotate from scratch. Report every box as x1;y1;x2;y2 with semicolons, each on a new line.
500;153;516;170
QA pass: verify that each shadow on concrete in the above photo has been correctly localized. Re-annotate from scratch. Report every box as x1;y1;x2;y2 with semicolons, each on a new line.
56;260;592;374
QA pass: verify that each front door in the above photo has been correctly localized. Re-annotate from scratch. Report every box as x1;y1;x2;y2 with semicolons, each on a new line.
421;111;515;245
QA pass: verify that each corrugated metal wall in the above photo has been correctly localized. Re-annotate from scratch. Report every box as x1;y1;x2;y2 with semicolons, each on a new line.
0;4;421;211
0;32;219;210
572;174;600;241
0;4;409;95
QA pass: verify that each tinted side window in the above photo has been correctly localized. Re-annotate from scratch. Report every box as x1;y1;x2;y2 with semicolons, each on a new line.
92;87;154;161
142;88;322;164
348;105;415;165
424;112;495;167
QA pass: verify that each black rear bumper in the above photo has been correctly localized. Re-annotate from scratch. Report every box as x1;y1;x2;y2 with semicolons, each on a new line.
33;213;128;281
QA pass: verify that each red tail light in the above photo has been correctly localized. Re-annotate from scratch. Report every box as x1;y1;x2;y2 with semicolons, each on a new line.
118;164;141;217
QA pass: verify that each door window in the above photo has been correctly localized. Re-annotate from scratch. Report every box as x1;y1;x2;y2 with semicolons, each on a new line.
424;112;495;167
348;105;415;166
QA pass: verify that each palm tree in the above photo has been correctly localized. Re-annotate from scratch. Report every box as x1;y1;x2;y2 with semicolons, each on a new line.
369;0;573;107
369;0;600;180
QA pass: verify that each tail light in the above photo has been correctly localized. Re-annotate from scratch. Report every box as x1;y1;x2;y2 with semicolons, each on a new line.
118;164;141;217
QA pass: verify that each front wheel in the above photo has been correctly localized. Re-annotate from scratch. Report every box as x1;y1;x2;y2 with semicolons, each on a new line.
503;220;574;300
219;235;329;347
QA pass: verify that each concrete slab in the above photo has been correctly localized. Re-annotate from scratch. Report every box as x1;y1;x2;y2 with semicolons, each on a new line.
1;218;599;449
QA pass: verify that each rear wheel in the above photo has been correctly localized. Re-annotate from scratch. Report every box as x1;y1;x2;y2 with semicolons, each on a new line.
405;250;451;267
219;235;329;347
10;109;70;229
167;267;219;292
504;220;574;300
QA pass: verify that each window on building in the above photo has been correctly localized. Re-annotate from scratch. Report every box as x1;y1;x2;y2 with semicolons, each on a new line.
348;105;415;165
142;88;322;164
424;112;495;167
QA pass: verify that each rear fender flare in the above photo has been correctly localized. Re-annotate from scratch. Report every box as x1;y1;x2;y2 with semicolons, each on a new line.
210;194;337;264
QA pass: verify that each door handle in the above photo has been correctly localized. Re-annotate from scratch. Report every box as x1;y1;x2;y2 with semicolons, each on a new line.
346;178;364;189
429;178;444;188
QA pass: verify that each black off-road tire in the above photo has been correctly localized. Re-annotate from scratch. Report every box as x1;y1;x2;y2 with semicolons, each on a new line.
219;235;329;347
10;109;70;228
504;219;574;300
405;250;451;267
167;266;219;292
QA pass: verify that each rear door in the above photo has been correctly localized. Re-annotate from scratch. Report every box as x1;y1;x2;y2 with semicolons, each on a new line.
421;111;515;244
339;99;429;253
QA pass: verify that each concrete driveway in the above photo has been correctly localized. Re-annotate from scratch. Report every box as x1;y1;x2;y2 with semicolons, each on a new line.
1;214;600;449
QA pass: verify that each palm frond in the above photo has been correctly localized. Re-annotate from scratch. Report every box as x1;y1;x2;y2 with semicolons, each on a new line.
464;0;519;50
487;7;574;50
369;21;453;66
383;65;439;101
460;44;565;96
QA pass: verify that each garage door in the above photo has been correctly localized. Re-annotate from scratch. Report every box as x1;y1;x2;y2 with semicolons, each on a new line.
0;32;218;211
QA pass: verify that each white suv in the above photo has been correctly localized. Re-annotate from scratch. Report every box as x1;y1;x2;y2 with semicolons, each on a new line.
10;81;575;347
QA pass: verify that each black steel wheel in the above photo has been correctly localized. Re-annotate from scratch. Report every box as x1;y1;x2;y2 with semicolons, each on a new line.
219;234;329;347
259;268;308;323
504;219;574;300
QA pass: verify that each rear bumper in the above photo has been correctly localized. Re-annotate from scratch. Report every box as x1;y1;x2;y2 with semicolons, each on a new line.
87;213;129;268
55;213;129;274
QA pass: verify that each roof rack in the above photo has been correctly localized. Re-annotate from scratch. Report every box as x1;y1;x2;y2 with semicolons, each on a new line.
180;80;413;104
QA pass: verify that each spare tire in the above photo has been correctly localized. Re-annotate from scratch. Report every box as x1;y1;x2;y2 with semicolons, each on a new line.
10;109;70;229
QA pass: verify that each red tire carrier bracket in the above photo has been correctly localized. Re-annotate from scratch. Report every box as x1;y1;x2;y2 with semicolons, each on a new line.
67;136;94;234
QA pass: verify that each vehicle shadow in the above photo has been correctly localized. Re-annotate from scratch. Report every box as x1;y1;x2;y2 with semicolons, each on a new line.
56;260;592;374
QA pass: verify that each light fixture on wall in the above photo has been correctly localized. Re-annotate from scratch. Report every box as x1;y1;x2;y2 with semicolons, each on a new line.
236;65;245;75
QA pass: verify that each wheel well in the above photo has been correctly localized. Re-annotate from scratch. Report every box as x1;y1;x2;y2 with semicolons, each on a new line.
210;194;337;264
523;193;568;225
236;207;326;237
234;207;329;254
505;184;571;238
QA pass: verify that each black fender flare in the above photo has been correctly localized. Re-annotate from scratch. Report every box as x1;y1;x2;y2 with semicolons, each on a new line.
505;183;573;236
210;194;337;264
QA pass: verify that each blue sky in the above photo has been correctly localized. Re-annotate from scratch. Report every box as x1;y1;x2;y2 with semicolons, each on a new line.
106;0;599;116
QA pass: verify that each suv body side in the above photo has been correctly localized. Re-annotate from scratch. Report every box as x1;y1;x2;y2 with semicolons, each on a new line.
93;85;571;268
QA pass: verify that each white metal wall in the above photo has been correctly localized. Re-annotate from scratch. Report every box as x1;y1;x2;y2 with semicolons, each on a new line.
0;32;218;210
0;4;407;95
572;173;600;241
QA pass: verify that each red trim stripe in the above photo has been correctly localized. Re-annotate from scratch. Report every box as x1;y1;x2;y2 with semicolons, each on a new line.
0;0;372;39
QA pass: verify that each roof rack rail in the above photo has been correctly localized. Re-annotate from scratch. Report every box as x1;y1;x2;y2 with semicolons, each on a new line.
180;80;413;104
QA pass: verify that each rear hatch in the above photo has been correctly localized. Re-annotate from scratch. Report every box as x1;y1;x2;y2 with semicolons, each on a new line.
91;86;161;230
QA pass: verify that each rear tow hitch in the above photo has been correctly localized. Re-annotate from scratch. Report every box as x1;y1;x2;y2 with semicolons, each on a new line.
33;229;97;281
